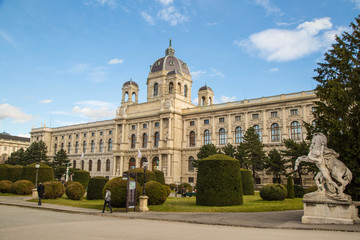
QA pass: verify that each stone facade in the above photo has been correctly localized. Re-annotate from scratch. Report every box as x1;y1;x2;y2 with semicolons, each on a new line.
30;42;318;186
0;133;30;164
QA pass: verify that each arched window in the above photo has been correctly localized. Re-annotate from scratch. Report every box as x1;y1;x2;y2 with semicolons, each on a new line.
271;123;280;142
89;160;92;171
142;133;148;148
169;82;173;93
83;141;86;153
177;83;181;94
291;121;301;140
312;120;316;128
97;159;101;172
73;160;76;169
153;83;158;96
91;140;95;152
235;127;243;144
99;139;103;152
61;143;64;150
131;134;136;149
154;132;159;147
129;158;136;169
152;157;159;171
204;129;211;145
106;159;110;172
253;125;261;141
140;157;147;168
68;142;71;154
188;156;195;172
124;92;129;102
184;85;188;97
189;131;196;146
81;160;84;170
75;142;79;153
54;144;57;154
201;96;205;106
108;139;112;151
132;92;136;102
219;128;226;145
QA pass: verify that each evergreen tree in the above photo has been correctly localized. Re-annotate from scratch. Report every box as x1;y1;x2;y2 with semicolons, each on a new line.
265;148;286;182
309;16;360;199
194;144;219;168
221;143;236;158
24;140;49;165
52;149;70;180
286;176;295;199
5;148;26;165
234;143;249;169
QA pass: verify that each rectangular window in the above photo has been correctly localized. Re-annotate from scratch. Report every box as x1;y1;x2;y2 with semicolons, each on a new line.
188;177;194;183
219;117;225;123
109;130;112;135
76;134;79;138
55;136;58;140
155;122;160;127
271;111;278;118
132;125;136;130
290;109;298;116
252;114;259;119
235;116;241;121
100;131;103;136
69;135;71;139
190;121;195;126
91;132;95;137
312;107;317;113
204;119;209;125
62;136;64;140
84;133;87;138
143;124;147;129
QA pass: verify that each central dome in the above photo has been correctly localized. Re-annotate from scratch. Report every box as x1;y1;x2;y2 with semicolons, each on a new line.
150;40;190;76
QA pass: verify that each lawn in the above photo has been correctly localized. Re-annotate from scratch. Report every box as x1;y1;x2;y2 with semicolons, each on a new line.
22;192;303;212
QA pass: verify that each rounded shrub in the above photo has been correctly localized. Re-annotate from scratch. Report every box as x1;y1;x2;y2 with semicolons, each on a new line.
305;185;318;194
260;184;288;201
163;184;171;197
145;181;168;205
124;168;156;186
196;154;243;206
0;164;9;180
286;176;295;199
22;163;53;184
87;177;109;200
102;177;142;208
43;181;65;199
294;185;305;198
65;181;85;200
177;183;192;193
154;170;165;185
7;165;23;182
72;170;90;189
12;180;34;195
0;180;13;193
240;168;254;195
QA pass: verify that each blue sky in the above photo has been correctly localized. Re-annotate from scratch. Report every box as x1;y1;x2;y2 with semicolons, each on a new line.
0;0;358;137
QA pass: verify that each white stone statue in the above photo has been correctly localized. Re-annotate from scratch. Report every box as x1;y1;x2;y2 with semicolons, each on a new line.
295;132;352;202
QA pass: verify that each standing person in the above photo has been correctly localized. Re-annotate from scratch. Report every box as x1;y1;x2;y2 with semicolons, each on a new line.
102;188;113;213
37;182;45;206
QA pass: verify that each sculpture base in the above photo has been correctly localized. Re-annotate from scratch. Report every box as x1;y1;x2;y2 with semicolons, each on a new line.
138;195;149;212
32;189;38;199
302;191;359;224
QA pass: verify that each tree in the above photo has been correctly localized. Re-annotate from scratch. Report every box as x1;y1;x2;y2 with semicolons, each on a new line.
5;148;26;165
234;143;248;169
264;148;286;183
308;16;360;200
24;140;49;165
221;143;236;158
242;127;266;180
52;149;70;180
194;144;219;168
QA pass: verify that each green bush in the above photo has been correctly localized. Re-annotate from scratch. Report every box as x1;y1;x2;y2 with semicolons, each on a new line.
240;168;254;195
65;181;85;200
196;154;243;206
260;184;288;201
294;185;305;198
145;181;168;205
169;183;176;190
72;170;90;189
163;184;171;197
305;185;318;194
22;163;53;184
154;170;165;185
102;177;142;208
87;177;109;200
0;164;9;180
12;180;34;195
7;165;23;182
43;181;65;199
0;180;13;193
286;176;295;199
124;168;156;186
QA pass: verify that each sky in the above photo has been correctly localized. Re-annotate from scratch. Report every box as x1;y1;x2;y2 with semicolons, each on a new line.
0;0;358;138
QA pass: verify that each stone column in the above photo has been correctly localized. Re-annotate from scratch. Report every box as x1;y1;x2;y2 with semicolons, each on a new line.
211;116;216;145
244;112;248;130
282;108;287;139
227;114;232;143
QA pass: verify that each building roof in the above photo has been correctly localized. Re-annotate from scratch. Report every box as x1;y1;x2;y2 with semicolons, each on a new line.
123;79;139;88
0;133;30;142
199;85;213;92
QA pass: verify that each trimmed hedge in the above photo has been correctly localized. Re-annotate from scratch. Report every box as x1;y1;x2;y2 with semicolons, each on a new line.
286;176;295;199
163;184;171;197
102;177;142;208
72;170;90;189
7;165;23;182
43;181;65;199
124;168;156;186
87;177;109;200
177;183;193;193
196;154;243;206
239;168;254;195
260;184;288;201
154;170;165;185
0;164;9;180
12;180;34;195
22;163;53;184
0;180;13;193
65;181;85;200
294;185;305;198
145;181;168;205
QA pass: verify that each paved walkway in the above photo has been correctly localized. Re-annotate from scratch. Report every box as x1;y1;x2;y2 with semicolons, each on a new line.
0;196;359;232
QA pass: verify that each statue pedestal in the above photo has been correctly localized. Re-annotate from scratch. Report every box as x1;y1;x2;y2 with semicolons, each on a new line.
302;192;359;224
138;195;149;212
32;188;38;199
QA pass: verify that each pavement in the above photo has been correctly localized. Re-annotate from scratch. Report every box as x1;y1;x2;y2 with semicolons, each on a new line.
0;195;359;232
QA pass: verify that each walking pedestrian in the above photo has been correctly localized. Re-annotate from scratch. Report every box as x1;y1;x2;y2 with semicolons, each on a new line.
37;182;45;206
102;188;113;213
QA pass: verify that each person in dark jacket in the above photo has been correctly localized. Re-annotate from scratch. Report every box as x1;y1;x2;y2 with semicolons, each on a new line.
37;182;45;205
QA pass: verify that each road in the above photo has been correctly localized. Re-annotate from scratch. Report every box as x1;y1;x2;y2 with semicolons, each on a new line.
0;205;358;240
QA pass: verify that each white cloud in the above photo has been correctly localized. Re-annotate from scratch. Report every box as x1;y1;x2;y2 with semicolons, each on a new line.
192;98;199;105
141;11;155;25
269;67;279;72
18;133;30;138
0;103;34;123
88;68;108;83
40;99;53;104
210;68;225;78
108;58;124;64
235;17;343;62
85;0;117;8
157;6;189;26
206;22;218;26
0;30;16;47
72;100;115;120
67;64;90;74
350;0;360;9
190;70;206;80
157;0;173;5
253;0;282;15
220;96;236;102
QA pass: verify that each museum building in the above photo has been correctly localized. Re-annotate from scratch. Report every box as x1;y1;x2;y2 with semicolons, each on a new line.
30;42;318;187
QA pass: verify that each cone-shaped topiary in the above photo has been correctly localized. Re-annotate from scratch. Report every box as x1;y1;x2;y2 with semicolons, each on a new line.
43;181;65;199
124;168;156;186
0;180;13;193
72;170;90;189
294;185;305;198
154;170;165;185
22;163;53;184
102;177;142;208
239;168;254;195
65;181;85;200
12;180;34;195
87;177;109;200
260;184;287;201
286;176;295;199
145;181;168;205
196;154;243;206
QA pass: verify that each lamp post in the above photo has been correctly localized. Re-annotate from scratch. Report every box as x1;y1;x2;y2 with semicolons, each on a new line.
65;162;70;182
142;161;147;196
35;162;40;188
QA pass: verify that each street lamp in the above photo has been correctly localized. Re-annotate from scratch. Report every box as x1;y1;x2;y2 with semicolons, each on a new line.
35;162;40;188
142;161;147;196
